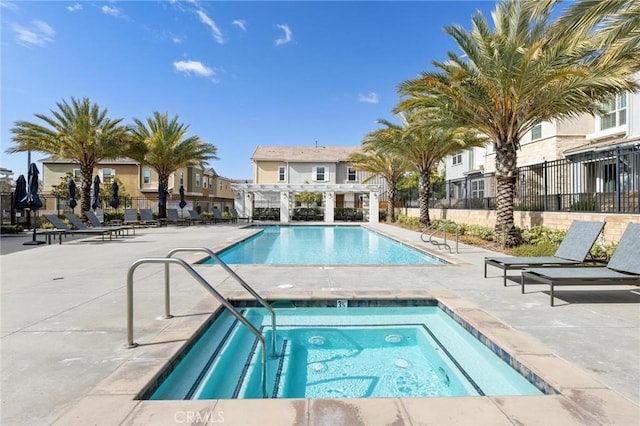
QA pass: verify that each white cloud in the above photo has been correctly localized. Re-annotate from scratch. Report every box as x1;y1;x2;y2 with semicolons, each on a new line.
358;91;379;104
196;9;224;44
1;2;19;11
66;3;82;12
101;5;124;18
173;60;215;78
275;24;292;46
232;19;246;32
12;19;55;46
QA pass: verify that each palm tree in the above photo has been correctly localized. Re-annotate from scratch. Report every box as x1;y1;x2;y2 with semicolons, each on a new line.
8;97;130;214
396;0;639;246
366;113;484;226
129;112;218;219
347;139;406;222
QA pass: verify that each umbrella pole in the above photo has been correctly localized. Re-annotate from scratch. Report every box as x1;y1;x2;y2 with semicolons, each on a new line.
23;210;46;246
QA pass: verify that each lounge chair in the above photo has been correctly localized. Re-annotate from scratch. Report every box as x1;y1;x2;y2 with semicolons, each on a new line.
522;223;640;306
64;212;124;240
43;214;115;242
166;208;188;226
213;208;234;224
139;209;159;227
84;210;133;236
484;220;605;286
124;209;142;228
188;210;213;225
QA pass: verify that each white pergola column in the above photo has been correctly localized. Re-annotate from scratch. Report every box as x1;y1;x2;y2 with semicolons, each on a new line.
368;191;379;223
280;191;290;223
243;192;253;221
324;192;335;223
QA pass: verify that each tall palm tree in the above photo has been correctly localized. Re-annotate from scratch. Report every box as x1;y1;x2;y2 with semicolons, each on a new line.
396;0;639;246
129;112;218;219
367;113;484;226
8;97;130;214
347;139;406;222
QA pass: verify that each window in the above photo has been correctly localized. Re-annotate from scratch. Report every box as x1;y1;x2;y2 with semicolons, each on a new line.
143;169;151;184
347;167;356;182
452;154;463;165
203;178;207;189
73;169;81;179
531;124;542;140
101;168;114;184
471;179;485;198
278;166;286;182
315;166;325;182
195;173;201;188
599;94;627;130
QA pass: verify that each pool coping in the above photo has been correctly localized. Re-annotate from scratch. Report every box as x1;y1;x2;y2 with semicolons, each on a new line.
56;288;639;425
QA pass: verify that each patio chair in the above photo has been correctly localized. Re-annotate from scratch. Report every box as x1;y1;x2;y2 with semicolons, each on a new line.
212;208;234;224
166;208;188;226
521;223;640;306
84;210;133;236
43;214;115;242
484;220;606;286
139;209;159;227
64;212;124;240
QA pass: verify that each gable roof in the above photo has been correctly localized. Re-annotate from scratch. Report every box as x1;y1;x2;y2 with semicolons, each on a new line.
251;145;361;162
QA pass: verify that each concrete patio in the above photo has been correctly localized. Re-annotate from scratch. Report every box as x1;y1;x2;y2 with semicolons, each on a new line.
1;222;638;425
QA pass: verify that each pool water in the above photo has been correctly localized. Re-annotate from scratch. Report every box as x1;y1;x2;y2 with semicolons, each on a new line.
148;305;544;400
206;225;445;265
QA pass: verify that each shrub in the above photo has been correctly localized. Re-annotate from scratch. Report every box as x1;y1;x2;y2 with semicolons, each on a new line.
509;241;558;257
103;211;124;222
1;224;24;234
520;226;566;246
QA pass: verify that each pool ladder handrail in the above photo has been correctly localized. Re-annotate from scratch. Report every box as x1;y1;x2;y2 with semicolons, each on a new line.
420;220;459;254
165;247;277;357
125;257;269;398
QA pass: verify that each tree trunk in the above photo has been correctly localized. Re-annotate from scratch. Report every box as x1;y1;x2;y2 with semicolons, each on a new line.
158;175;168;219
80;163;95;215
386;185;396;222
418;168;432;226
494;142;519;247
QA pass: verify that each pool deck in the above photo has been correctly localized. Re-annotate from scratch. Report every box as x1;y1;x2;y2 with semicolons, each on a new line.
1;222;639;425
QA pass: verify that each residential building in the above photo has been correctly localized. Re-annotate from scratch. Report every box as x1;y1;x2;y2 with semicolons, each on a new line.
40;157;235;214
441;73;640;214
232;145;385;223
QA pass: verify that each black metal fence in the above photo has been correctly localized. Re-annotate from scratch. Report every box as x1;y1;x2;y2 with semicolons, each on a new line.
432;145;640;213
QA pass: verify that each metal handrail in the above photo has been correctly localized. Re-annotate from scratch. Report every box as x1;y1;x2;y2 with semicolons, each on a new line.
125;257;269;398
166;247;277;356
420;220;459;254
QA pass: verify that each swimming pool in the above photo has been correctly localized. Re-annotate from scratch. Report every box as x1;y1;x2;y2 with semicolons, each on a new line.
147;302;546;400
206;225;445;265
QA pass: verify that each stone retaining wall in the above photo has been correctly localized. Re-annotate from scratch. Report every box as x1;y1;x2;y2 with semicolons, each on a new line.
400;208;640;244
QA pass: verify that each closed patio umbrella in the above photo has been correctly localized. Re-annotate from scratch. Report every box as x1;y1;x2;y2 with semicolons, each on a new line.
68;179;77;211
178;184;186;214
13;174;27;211
92;175;101;210
109;181;120;209
22;163;45;245
23;163;43;211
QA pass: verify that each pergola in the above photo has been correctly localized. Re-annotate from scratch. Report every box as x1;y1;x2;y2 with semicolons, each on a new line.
231;183;382;223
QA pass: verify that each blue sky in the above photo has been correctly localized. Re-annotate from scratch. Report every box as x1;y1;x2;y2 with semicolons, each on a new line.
1;0;497;180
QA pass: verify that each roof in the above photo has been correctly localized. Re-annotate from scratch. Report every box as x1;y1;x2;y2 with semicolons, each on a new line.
563;135;640;156
41;156;139;165
251;145;361;162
